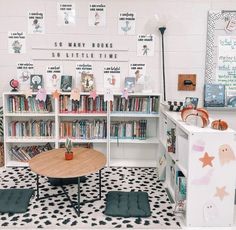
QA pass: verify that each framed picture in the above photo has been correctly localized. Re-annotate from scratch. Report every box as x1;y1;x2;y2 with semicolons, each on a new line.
184;97;199;109
81;73;95;92
60;75;72;92
30;74;43;92
124;77;135;93
204;84;225;107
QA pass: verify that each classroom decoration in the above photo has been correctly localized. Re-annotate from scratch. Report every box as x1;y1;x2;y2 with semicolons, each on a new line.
52;90;60;100
204;84;225;107
218;144;235;165
203;201;218;222
89;90;97;100
167;101;183;112
178;74;196;91
17;62;34;90
8;31;26;54
129;63;146;85
30;75;43;92
211;119;228;131
199;152;215;168
22;89;33;98
88;3;106;27
181;107;209;128
28;11;45;34
60;75;72;92
214;186;229;201
104;66;121;91
121;89;129;100
184;97;199;109
104;88;114;102
70;88;80;101
192;169;213;185
81;73;95;92
118;12;136;35
9;79;19;92
124;77;135;93
137;34;155;56
36;88;47;102
46;65;62;91
192;140;205;152
76;62;93;89
57;2;75;26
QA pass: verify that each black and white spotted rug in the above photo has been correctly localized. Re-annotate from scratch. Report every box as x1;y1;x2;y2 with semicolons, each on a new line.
0;167;181;229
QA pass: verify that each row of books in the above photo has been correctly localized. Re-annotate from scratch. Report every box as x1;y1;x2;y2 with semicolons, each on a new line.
10;143;53;162
60;120;107;139
110;120;147;139
176;171;187;200
110;96;159;113
8;120;55;137
167;128;176;153
7;95;53;113
59;95;107;113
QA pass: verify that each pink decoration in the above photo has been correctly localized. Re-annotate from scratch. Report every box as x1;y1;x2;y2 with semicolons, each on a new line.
121;89;129;100
36;88;47;102
192;169;213;185
89;90;97;100
104;88;114;102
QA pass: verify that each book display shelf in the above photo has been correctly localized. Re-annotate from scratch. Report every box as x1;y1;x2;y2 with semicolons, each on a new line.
3;92;160;168
160;109;236;227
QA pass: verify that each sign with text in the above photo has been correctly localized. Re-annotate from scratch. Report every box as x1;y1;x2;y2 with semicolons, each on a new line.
88;3;106;27
8;32;26;54
28;12;45;34
137;34;155;56
57;2;75;25
118;12;136;35
104;66;121;90
17;62;34;90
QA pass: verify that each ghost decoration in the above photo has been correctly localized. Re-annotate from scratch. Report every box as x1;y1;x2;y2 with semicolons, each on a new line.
36;88;47;102
218;144;236;165
203;201;218;222
104;88;114;102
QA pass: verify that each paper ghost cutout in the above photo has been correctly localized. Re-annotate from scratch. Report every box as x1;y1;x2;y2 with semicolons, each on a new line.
36;88;47;102
70;88;80;101
89;90;97;100
192;169;214;185
121;89;129;100
219;144;236;165
104;88;114;102
203;201;218;222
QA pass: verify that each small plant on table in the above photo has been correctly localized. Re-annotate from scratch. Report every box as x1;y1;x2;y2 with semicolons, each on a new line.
65;138;73;160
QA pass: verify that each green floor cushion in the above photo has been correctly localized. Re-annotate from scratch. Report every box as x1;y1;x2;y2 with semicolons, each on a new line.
105;191;151;217
48;176;87;186
0;189;34;213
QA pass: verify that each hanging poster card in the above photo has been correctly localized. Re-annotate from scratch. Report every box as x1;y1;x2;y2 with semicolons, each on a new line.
104;66;121;90
57;2;75;25
46;65;62;91
8;32;26;54
88;3;106;27
129;63;146;84
118;12;136;35
137;34;155;56
217;36;236;95
17;62;34;90
76;62;93;88
28;12;45;34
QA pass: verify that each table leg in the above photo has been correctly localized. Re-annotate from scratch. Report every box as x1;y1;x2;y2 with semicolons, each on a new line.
77;177;80;216
99;169;102;200
36;174;39;200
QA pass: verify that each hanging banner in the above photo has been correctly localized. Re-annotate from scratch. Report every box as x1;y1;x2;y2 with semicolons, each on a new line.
88;3;106;27
45;65;62;91
17;62;34;90
118;12;136;35
137;34;155;56
217;36;236;95
129;63;146;85
28;11;45;34
57;2;75;25
104;66;121;90
8;32;26;54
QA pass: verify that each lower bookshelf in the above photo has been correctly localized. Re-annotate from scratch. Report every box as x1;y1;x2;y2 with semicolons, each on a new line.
109;159;157;168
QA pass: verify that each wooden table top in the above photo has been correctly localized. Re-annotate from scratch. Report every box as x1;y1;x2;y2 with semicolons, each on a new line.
29;147;106;178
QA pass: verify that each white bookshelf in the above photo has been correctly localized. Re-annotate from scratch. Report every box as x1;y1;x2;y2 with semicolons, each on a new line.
160;108;236;227
3;92;161;168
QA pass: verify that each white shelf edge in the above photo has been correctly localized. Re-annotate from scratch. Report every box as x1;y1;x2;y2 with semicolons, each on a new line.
59;138;107;143
58;113;107;117
110;113;159;118
176;162;188;177
4;113;55;117
110;159;157;167
6;161;29;167
110;137;159;144
5;138;56;143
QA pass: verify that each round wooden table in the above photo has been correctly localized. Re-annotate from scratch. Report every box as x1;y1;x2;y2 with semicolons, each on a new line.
29;147;106;216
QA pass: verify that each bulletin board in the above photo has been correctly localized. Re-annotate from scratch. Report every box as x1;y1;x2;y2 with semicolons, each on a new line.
205;10;236;98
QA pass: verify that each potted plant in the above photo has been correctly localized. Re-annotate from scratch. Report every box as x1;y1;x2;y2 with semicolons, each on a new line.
65;137;73;160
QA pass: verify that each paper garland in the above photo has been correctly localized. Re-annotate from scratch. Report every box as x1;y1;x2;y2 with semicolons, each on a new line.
89;90;97;100
52;90;60;100
36;88;47;102
70;88;80;101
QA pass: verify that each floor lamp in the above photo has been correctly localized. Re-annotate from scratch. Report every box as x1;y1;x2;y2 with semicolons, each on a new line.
159;27;166;102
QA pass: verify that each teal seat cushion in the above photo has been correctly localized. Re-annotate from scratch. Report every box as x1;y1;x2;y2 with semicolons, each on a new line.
105;191;151;217
0;189;34;213
48;176;87;186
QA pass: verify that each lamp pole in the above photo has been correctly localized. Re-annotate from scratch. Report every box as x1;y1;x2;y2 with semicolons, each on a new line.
159;27;166;102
